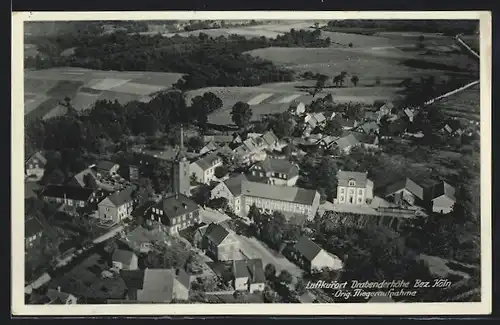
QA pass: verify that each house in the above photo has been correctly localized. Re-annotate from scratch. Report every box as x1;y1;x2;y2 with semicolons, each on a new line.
97;186;135;223
199;141;218;155
211;173;248;215
233;259;266;293
403;108;415;122
41;185;100;208
25;151;47;181
384;178;425;207
332;114;358;130
248;157;300;186
426;181;456;214
95;160;120;177
203;134;235;144
148;194;200;234
317;135;337;150
289;236;343;273
190;153;223;184
288;101;306;116
241;180;321;220
334;134;360;154
358;121;379;135
335;170;374;205
69;167;99;188
378;102;394;116
112;249;139;271
262;130;280;150
122;268;190;303
304;112;327;129
25;216;44;249
352;132;380;150
202;222;240;261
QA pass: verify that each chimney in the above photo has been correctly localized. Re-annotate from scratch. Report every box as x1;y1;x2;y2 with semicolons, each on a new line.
175;193;179;200
182;203;187;209
57;286;61;292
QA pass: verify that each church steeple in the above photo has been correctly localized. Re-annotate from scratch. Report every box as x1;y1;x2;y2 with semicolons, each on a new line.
172;125;191;197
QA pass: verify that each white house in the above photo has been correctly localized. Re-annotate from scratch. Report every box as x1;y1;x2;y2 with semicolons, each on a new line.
190;153;223;184
335;170;374;205
112;249;139;271
290;236;343;273
427;181;456;214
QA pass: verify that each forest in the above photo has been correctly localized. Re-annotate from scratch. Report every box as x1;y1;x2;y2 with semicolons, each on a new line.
25;28;331;90
325;20;478;35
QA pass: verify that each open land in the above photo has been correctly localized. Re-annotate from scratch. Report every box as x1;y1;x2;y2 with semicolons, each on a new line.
24;67;184;119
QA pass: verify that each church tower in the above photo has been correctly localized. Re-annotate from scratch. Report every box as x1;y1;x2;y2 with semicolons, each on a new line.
172;126;191;197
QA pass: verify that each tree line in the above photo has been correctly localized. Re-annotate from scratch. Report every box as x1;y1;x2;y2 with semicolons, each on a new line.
25;29;330;90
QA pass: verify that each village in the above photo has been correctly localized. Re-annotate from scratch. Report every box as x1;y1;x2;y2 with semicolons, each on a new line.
22;20;481;305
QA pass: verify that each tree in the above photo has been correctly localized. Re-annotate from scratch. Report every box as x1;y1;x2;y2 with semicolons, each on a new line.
190;173;198;185
247;203;260;222
345;103;364;121
351;75;359;87
230;101;253;129
277;270;293;285
269;112;294;138
264;263;277;281
324;119;343;137
314;74;329;96
348;42;353;48
187;136;204;152
295;278;306;295
214;165;229;179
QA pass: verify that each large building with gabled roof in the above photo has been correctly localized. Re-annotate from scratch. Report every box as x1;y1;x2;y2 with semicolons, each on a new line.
335;170;374;205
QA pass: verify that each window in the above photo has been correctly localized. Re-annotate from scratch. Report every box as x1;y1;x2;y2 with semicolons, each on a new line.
67;200;73;206
80;201;85;207
348;180;356;186
28;164;33;169
34;164;39;169
340;188;345;194
182;215;186;221
172;218;176;225
159;210;163;215
358;189;363;195
340;195;344;201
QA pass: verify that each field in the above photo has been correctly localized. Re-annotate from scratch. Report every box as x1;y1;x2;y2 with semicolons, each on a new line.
428;84;480;121
24;67;184;119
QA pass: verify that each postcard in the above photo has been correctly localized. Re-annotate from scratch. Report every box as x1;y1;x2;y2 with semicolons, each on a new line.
11;10;492;316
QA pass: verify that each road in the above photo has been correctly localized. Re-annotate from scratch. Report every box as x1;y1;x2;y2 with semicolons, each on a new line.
236;234;303;278
200;207;231;224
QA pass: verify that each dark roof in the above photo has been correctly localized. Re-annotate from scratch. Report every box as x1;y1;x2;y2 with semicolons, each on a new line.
131;200;156;218
112;249;137;265
223;173;248;196
25;216;44;238
26;151;47;167
103;186;134;207
253;158;299;179
205;223;230;246
121;270;146;290
155;194;199;221
428;181;456;201
293;236;322;262
193;153;222;170
384;178;425;201
333;114;357;127
233;259;265;284
71;168;98;187
42;185;94;201
241;181;318;205
46;289;73;304
337;170;369;187
96;160;118;172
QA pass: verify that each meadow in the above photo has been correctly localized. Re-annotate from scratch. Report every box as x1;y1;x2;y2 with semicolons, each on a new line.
24;67;184;119
428;84;480;121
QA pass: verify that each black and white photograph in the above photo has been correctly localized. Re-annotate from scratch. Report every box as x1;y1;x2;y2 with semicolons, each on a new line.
12;11;491;315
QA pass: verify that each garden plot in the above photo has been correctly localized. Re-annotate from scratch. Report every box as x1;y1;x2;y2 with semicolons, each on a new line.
110;82;167;96
46;80;84;97
247;93;275;105
271;93;303;104
90;78;131;91
71;93;101;111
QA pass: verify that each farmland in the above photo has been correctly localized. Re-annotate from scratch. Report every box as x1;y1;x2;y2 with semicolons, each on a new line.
427;84;480;121
24;67;184;119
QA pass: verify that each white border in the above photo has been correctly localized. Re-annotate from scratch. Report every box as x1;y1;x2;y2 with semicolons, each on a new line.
12;11;492;316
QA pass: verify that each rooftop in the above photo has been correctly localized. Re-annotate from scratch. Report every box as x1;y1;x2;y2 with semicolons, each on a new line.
25;216;44;238
102;186;135;207
26;151;47;166
204;223;230;246
427;181;456;201
223;173;248;196
253;157;299;179
241;181;318;205
335;134;360;150
337;170;369;187
384;178;425;201
155;194;199;220
112;249;137;266
233;259;265;284
41;185;95;202
95;160;118;172
293;236;322;262
137;268;175;303
193;153;222;171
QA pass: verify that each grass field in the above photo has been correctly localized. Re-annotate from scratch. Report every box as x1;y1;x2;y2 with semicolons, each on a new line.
428;84;480;121
24;67;184;118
